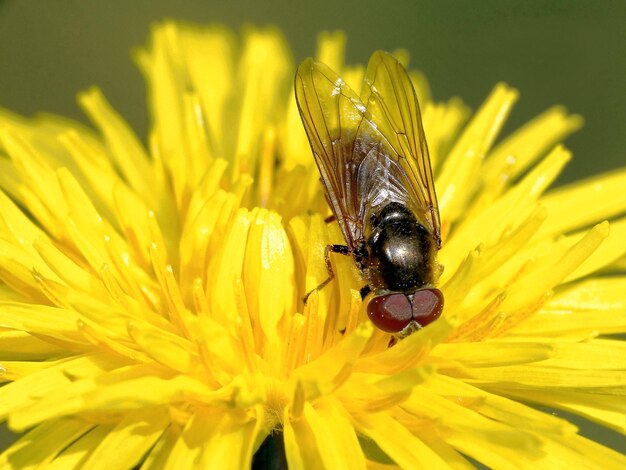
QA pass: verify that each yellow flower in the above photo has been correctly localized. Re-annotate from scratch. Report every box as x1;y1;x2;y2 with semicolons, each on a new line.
0;21;624;469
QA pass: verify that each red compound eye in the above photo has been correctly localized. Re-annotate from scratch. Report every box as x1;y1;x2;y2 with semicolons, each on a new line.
368;289;444;333
410;288;444;327
367;293;413;333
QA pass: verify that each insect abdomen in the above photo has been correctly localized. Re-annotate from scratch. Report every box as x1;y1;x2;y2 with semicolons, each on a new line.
367;203;435;292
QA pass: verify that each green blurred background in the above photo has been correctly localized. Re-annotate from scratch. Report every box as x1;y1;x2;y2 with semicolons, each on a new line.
0;0;624;184
0;0;624;455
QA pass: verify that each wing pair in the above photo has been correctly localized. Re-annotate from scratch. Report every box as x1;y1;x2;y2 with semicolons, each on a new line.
294;50;441;251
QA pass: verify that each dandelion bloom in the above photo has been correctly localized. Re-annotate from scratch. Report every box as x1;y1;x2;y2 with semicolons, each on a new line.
0;22;624;468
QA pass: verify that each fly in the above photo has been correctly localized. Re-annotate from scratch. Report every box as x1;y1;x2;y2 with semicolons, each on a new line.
295;50;443;338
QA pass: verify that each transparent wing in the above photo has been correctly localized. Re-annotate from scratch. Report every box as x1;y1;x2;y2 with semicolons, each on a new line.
294;58;374;249
295;53;441;251
359;51;442;246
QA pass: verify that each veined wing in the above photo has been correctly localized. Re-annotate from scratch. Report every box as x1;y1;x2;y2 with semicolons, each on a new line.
294;58;373;249
359;51;442;247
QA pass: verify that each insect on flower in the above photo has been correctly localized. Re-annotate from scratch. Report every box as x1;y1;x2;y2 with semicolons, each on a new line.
295;50;444;338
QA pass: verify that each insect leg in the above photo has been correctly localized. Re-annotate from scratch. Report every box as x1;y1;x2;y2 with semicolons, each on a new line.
359;285;371;299
303;244;350;303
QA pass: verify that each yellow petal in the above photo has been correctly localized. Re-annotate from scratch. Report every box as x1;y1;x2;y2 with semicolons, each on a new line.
441;145;570;278
296;399;365;470
499;221;609;319
0;127;66;237
47;424;115;469
355;412;451;469
206;209;251;327
139;425;179;470
0;329;65;361
127;321;197;374
483;106;583;183
315;30;346;73
166;408;261;469
539;168;626;236
503;388;626;434
243;209;295;352
82;407;170;470
514;276;626;337
0;354;127;422
433;340;555;368
231;28;291;182
7;365;220;431
401;387;548;468
437;83;518;223
551;276;626;311
294;322;372;401
78;88;155;204
0;302;83;343
340;367;432;414
426;374;577;436
458;364;625;394
538;432;626;467
284;402;324;469
566;217;626;281
0;417;95;468
423;97;470;169
355;316;453;375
